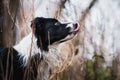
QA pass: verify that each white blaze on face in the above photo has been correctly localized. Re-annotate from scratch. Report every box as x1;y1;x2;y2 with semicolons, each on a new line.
66;23;74;32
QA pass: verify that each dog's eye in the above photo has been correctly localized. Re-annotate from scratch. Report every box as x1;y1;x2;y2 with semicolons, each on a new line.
54;22;60;26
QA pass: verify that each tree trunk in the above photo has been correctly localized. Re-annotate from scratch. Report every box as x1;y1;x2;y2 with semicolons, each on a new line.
0;0;19;47
0;0;3;46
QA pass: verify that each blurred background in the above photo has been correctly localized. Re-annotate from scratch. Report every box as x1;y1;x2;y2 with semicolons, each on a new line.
0;0;120;80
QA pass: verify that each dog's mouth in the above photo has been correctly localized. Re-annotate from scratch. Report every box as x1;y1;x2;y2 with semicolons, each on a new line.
59;23;80;43
69;22;80;35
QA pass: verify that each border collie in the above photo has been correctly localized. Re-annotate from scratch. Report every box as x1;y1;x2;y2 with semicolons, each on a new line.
0;17;80;80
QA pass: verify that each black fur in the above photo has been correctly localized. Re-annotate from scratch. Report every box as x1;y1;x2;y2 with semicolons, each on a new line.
0;48;24;80
0;47;41;80
31;17;72;51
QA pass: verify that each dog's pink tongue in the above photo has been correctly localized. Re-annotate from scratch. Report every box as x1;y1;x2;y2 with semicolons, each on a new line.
74;22;80;32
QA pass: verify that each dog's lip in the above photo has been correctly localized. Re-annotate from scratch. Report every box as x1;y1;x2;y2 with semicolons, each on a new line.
69;22;80;34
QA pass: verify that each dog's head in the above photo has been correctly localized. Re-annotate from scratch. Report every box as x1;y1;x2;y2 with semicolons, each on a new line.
31;17;80;51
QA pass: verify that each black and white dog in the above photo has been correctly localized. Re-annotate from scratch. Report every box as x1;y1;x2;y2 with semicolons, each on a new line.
0;17;80;80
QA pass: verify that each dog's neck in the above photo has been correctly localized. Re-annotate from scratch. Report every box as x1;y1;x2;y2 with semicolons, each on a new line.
13;32;42;65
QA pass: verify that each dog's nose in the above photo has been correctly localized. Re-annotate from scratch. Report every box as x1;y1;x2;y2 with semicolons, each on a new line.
73;22;80;32
73;23;78;29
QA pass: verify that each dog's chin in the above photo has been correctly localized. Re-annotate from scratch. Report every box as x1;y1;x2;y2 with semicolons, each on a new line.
59;31;78;43
59;34;76;43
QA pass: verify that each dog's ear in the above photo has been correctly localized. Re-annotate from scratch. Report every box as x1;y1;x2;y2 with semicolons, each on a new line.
30;17;44;30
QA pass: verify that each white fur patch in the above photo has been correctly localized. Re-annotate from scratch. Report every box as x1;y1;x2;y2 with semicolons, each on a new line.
66;23;74;31
13;32;42;65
